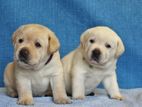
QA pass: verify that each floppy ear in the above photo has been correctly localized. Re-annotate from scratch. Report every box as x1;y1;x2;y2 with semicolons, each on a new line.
115;36;125;58
80;30;90;48
48;32;60;53
12;26;24;45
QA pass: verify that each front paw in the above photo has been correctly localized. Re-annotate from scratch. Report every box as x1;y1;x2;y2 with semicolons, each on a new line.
17;96;34;105
110;95;124;100
54;97;72;104
73;95;85;100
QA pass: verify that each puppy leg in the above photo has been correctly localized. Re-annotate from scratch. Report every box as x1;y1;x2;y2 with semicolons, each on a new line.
72;68;85;100
102;72;123;100
4;62;17;97
16;78;33;105
50;72;71;104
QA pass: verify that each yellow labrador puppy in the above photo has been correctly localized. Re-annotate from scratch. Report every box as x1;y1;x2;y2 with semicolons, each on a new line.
62;26;125;100
4;24;71;105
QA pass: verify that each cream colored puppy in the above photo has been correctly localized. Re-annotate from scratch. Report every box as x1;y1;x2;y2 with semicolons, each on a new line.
62;26;125;100
4;24;71;105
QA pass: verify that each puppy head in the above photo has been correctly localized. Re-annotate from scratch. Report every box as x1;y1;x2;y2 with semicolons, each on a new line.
80;26;125;66
12;24;60;69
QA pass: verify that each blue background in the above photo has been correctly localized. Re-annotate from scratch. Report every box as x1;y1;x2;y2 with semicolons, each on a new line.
0;0;141;88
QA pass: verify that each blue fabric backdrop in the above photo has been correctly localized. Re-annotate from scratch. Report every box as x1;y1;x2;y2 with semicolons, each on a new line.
0;0;141;88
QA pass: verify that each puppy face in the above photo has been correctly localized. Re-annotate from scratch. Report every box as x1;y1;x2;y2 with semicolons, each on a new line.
81;27;125;66
12;24;60;69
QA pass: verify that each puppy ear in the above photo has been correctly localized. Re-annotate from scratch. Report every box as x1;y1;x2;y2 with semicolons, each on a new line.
12;26;24;45
80;30;90;48
48;32;60;53
115;36;125;58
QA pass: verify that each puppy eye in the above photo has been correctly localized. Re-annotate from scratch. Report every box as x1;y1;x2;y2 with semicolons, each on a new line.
35;42;41;48
105;43;111;48
89;39;95;43
18;39;24;43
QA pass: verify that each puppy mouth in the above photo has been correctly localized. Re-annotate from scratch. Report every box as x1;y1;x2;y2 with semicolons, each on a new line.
89;58;107;66
18;56;31;65
17;59;35;66
90;55;100;64
90;59;100;64
19;58;29;65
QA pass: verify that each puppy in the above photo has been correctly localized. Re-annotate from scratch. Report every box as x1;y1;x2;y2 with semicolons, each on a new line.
4;24;71;105
62;26;125;100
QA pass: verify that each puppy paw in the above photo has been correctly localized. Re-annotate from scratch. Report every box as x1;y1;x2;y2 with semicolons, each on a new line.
17;96;34;105
54;97;72;104
111;95;124;100
73;96;85;100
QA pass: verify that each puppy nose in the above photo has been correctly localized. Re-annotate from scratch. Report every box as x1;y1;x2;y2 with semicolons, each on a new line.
91;48;101;61
19;48;29;63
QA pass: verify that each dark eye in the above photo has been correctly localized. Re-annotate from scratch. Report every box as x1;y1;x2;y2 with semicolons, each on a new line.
105;43;111;48
89;39;95;43
18;39;24;43
35;42;41;48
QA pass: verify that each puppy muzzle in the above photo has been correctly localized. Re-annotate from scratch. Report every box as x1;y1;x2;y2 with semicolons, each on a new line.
18;48;30;64
91;48;101;62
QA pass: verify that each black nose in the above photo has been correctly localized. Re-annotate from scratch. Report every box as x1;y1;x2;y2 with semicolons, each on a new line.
19;48;29;63
91;48;101;61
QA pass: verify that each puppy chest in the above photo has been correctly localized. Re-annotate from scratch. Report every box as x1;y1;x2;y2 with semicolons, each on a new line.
31;76;49;95
84;73;103;94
